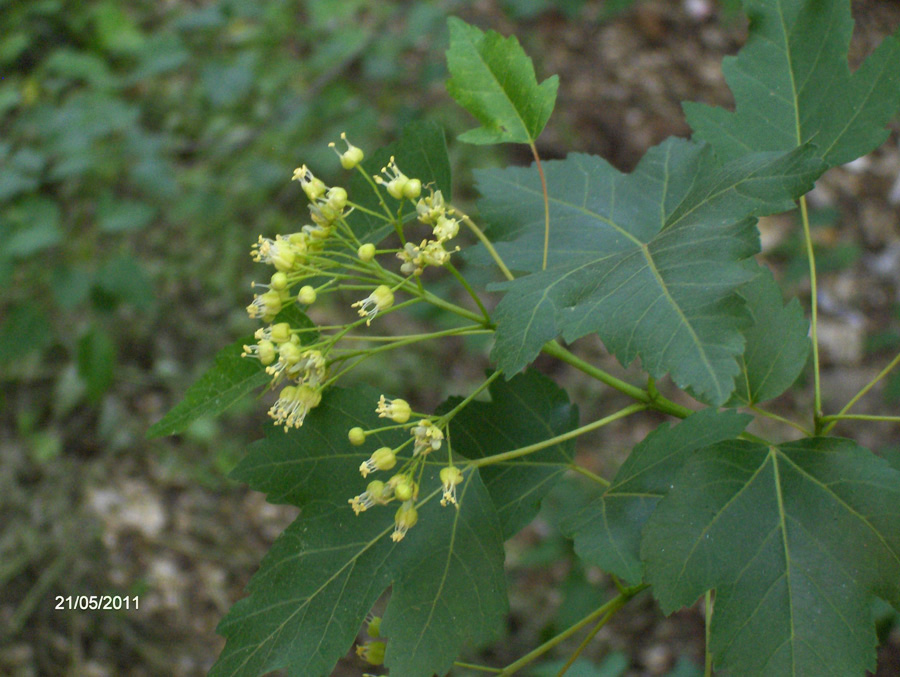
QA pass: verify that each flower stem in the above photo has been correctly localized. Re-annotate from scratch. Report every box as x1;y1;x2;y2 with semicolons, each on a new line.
749;404;812;436
498;584;648;676
799;195;823;431
354;163;396;223
456;209;515;282
439;370;504;425
822;350;900;434
470;404;647;469
542;341;693;419
821;413;900;424
568;464;610;487
453;661;503;674
529;142;551;271
556;606;615;676
326;323;485;382
446;260;492;323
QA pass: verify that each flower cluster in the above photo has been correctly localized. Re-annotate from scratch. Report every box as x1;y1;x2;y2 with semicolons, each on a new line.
348;395;461;542
243;150;363;429
397;188;461;276
241;136;472;545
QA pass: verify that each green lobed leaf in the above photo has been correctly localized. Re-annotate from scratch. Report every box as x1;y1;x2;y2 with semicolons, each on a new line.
345;119;451;244
213;386;507;677
146;338;270;438
480;140;825;405
561;408;750;585
439;369;579;538
146;308;315;438
380;467;506;676
684;0;900;168
642;437;900;676
727;264;810;406
445;17;558;145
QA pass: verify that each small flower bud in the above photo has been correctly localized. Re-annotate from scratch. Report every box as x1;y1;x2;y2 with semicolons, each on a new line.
376;395;411;424
440;465;464;507
258;340;276;365
349;480;388;515
352;285;394;325
360;447;397;478
270;271;288;291
251;235;296;271
348;427;366;446
416;189;446;224
326;186;348;210
433;214;459;242
391;501;418;541
247;290;282;319
292;164;327;200
375;157;410;200
278;341;301;365
270;322;292;343
267;383;321;431
390;474;415;502
367;616;382;638
356;641;386;666
241;339;276;365
402;178;422;200
298;285;317;305
411;420;443;456
357;243;376;262
330;132;364;170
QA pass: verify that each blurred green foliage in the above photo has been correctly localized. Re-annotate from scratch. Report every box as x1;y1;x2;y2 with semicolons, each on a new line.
0;0;459;421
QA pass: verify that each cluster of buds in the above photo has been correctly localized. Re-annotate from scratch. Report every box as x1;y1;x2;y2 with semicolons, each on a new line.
267;383;322;432
291;164;353;243
348;473;419;543
357;614;385;669
244;149;365;430
374;156;422;201
397;188;460;276
410;419;443;456
348;396;455;542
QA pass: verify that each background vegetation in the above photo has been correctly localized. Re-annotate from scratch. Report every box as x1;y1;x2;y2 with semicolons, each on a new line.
2;0;898;674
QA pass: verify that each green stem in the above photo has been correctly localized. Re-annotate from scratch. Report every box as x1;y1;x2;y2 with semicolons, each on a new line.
542;341;693;419
470;404;647;470
446;260;492;323
529;142;551;271
416;285;489;325
822;350;900;434
749;404;812;436
354;163;396;222
324;297;423;352
456;209;515;282
799;195;823;431
336;328;492;343
821;414;900;424
568;464;610;488
453;661;503;674
439;370;504;425
326;323;485;382
557;607;615;676
498;584;648;676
